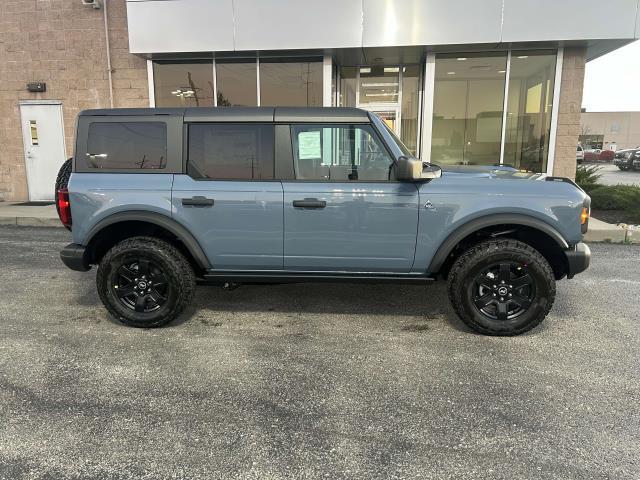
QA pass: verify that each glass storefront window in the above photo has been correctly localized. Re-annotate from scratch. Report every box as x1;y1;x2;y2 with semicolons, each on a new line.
401;65;420;156
339;66;357;107
216;60;257;106
431;53;507;165
259;59;323;107
358;66;400;104
153;61;214;107
503;51;556;172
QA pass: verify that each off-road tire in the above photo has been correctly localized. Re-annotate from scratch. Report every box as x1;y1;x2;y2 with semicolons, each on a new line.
447;239;556;336
96;236;196;328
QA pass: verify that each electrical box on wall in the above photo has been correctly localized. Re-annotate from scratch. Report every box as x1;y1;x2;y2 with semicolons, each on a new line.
26;82;46;93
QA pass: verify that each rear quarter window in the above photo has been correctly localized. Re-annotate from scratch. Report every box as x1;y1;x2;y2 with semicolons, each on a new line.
80;122;167;170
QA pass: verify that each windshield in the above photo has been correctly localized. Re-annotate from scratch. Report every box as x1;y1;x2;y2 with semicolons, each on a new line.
378;117;413;157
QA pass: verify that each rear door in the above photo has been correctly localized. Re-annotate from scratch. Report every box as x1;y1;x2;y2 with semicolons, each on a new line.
172;123;283;270
281;123;419;272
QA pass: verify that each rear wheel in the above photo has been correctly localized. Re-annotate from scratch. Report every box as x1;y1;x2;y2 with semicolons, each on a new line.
447;239;556;336
96;236;196;327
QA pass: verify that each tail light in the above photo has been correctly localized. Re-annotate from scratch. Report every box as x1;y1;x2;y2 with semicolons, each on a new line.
57;188;72;230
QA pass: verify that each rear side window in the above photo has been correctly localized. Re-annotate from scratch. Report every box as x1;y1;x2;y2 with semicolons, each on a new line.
187;124;274;180
84;122;167;169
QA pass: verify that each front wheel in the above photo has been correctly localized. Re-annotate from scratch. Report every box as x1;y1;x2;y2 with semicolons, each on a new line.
96;236;196;327
447;239;556;336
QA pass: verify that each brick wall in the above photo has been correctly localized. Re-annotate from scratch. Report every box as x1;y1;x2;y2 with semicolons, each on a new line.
552;47;587;179
0;0;148;201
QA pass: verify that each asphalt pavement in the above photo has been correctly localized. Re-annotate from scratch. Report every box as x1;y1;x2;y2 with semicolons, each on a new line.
592;162;640;186
0;226;638;480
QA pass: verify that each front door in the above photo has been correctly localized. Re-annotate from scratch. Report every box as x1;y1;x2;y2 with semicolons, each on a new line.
172;123;283;270
283;123;419;273
19;101;67;201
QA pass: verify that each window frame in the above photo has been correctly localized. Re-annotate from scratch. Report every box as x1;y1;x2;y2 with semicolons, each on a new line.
75;115;183;174
184;122;276;182
288;122;399;183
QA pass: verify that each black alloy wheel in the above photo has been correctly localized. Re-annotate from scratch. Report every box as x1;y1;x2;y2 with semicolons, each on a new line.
112;258;170;313
471;262;535;321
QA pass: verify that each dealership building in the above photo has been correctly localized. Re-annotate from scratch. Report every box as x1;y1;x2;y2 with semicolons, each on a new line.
1;0;639;201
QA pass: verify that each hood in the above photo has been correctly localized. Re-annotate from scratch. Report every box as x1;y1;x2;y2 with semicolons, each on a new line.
440;164;546;181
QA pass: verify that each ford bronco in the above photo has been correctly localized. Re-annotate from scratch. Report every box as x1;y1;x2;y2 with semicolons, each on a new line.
56;107;591;335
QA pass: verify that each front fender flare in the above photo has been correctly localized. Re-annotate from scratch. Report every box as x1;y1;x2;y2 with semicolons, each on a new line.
84;210;210;269
427;213;569;274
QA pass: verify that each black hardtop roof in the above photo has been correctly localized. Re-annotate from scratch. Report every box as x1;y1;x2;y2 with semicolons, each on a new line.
78;106;370;123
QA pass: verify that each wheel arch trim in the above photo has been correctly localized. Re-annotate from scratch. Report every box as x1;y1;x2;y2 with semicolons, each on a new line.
427;214;569;274
84;210;210;269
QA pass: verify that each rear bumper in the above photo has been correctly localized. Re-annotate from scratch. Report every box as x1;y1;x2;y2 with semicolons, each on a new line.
60;243;91;272
564;242;590;279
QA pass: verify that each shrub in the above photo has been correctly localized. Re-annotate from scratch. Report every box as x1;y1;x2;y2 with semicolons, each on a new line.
589;185;640;210
575;164;602;192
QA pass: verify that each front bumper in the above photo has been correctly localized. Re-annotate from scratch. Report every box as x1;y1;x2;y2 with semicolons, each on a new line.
614;158;631;166
564;242;590;279
60;243;91;272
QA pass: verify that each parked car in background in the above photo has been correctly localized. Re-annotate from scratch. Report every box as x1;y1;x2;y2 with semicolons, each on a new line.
576;145;584;164
583;149;601;162
55;107;591;336
613;148;640;170
598;149;615;162
584;148;616;163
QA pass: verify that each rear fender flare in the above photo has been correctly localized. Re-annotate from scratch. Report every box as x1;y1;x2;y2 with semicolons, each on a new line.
84;210;210;269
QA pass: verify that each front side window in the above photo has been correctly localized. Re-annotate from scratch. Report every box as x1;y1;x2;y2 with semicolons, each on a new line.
291;124;393;181
187;124;274;180
85;122;167;169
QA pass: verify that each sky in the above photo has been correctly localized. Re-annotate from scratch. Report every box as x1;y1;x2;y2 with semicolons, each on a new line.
582;39;640;112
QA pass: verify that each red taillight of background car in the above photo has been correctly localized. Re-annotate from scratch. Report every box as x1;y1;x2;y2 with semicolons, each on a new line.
57;188;72;229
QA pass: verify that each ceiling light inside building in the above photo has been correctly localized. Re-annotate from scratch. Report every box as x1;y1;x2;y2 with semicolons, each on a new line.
359;67;371;74
517;55;529;59
361;82;399;87
457;57;467;61
498;70;506;73
383;67;399;73
447;71;456;75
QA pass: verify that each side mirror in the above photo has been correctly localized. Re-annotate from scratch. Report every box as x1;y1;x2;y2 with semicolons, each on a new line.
396;156;442;181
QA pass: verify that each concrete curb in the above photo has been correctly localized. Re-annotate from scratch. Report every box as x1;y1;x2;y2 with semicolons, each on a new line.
0;217;62;228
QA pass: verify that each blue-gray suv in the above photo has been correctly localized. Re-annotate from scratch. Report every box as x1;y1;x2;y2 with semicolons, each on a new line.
56;107;591;335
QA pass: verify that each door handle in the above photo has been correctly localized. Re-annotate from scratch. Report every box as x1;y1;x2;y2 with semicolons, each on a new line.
182;196;214;207
292;198;326;209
